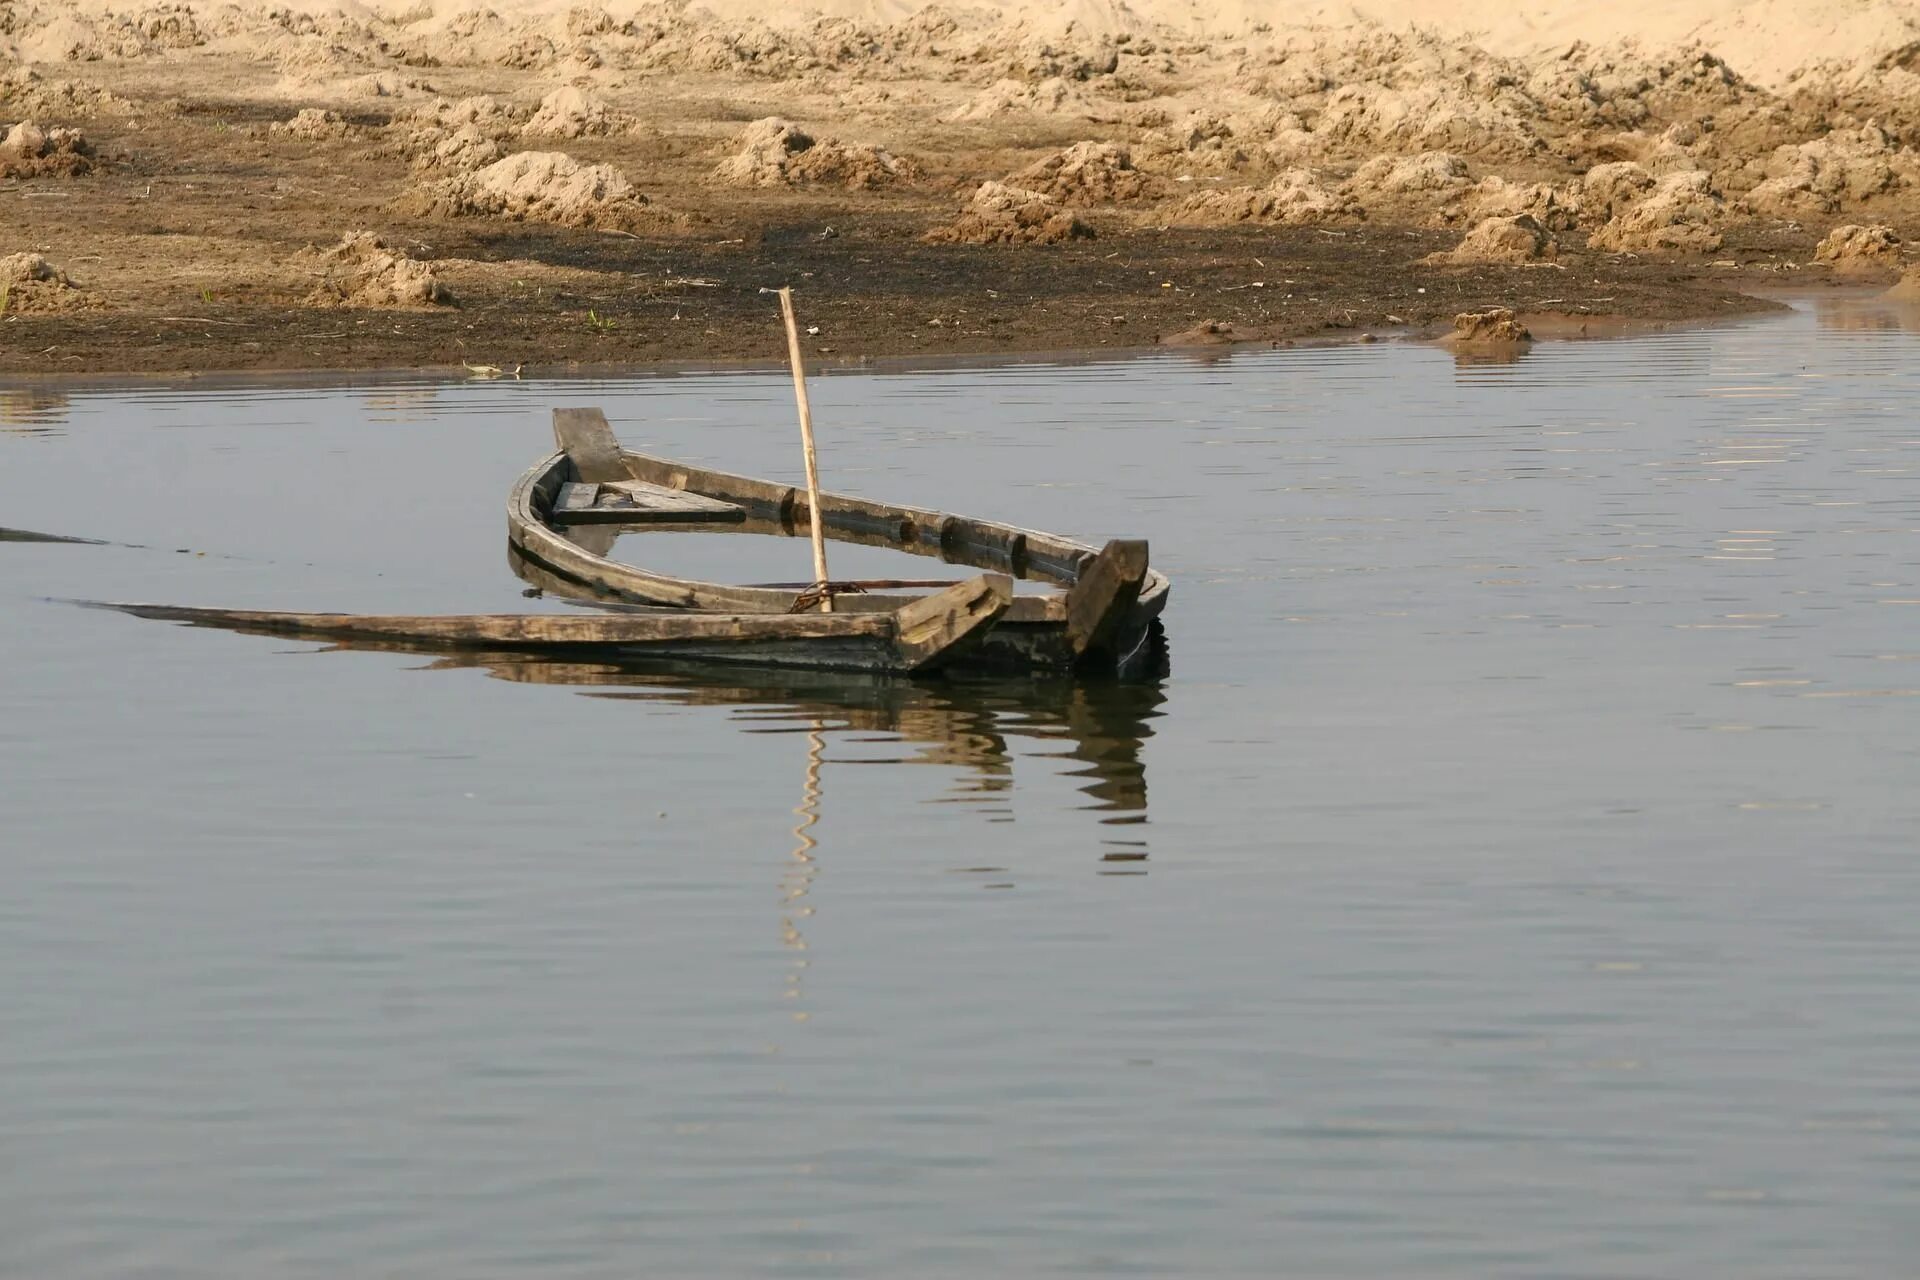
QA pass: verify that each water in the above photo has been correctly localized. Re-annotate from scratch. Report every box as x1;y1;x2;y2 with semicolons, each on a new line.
3;295;1918;1278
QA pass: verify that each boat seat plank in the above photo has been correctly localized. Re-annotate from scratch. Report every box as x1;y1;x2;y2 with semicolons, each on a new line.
553;407;629;484
552;479;746;525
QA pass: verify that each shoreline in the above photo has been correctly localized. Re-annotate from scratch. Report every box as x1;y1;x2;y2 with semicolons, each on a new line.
3;282;1850;389
1;286;1812;389
5;4;1919;380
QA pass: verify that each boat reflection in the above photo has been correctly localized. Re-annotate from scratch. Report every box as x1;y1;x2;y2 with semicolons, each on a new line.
300;631;1165;857
476;653;1166;852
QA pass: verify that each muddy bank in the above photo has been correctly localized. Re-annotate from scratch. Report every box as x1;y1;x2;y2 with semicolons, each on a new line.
5;2;1919;373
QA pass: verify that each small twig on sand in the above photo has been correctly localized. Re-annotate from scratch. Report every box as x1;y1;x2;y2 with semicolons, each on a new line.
157;316;252;326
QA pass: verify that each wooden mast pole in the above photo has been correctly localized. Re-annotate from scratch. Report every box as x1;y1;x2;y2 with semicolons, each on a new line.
768;286;832;612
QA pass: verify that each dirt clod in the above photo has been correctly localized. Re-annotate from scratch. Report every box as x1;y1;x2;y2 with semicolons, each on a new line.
924;181;1094;245
521;86;639;139
713;117;915;189
1586;171;1728;254
0;121;96;178
1159;319;1237;346
1446;307;1533;345
1813;223;1903;274
0;252;97;313
270;108;354;140
300;231;455;309
400;150;657;230
1426;213;1559;264
1012;141;1155;206
1169;169;1358;226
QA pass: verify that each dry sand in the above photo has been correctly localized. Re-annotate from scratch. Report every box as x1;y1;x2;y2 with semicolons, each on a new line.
6;0;1920;371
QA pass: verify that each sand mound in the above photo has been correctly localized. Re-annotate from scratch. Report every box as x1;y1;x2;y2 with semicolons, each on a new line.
712;117;915;189
1168;168;1358;226
1446;307;1533;345
1573;161;1658;222
413;124;507;172
0;122;97;178
300;230;455;308
1885;266;1920;300
1586;171;1728;253
135;4;206;49
521;86;639;138
1426;213;1559;264
1011;141;1154;205
1159;319;1238;347
1813;223;1903;274
270;107;356;139
0;252;98;314
1135;106;1312;173
1745;125;1920;216
923;180;1093;245
401;150;656;230
1466;177;1576;231
1313;79;1546;161
1345;150;1472;198
945;76;1089;121
407;95;520;134
0;67;147;118
16;14;151;62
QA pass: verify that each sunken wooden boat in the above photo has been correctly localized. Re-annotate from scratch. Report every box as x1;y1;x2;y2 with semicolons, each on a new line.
507;408;1170;676
80;573;1013;674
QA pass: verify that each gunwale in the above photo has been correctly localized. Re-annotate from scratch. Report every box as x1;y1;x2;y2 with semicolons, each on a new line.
81;573;1015;675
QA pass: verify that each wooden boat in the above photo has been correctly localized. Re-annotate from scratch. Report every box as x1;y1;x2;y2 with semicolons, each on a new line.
506;407;1171;677
77;573;1013;674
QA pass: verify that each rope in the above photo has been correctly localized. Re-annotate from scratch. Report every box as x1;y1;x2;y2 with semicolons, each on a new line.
786;581;870;613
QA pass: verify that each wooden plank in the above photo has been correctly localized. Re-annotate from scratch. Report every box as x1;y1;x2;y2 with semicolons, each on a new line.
600;480;744;519
890;575;1014;671
1022;532;1095;585
621;454;797;520
942;517;1028;574
550;479;745;526
555;482;601;513
1064;539;1150;659
552;407;628;483
91;601;890;643
82;581;1012;674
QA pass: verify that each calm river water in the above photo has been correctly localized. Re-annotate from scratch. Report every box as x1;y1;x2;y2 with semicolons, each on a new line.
3;295;1918;1278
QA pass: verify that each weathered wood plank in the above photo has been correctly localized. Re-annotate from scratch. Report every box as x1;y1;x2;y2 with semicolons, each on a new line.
552;407;628;483
550;479;745;526
93;601;894;643
1064;539;1150;659
942;517;1028;574
555;482;601;513
600;480;745;519
622;454;797;520
892;574;1014;670
83;576;1016;674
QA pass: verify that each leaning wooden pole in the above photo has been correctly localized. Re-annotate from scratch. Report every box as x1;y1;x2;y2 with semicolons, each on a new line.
768;286;832;612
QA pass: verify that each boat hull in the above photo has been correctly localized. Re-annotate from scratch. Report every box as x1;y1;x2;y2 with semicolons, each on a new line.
507;411;1169;678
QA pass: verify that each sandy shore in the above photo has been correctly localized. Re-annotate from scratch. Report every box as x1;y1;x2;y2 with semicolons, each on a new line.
5;1;1920;375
